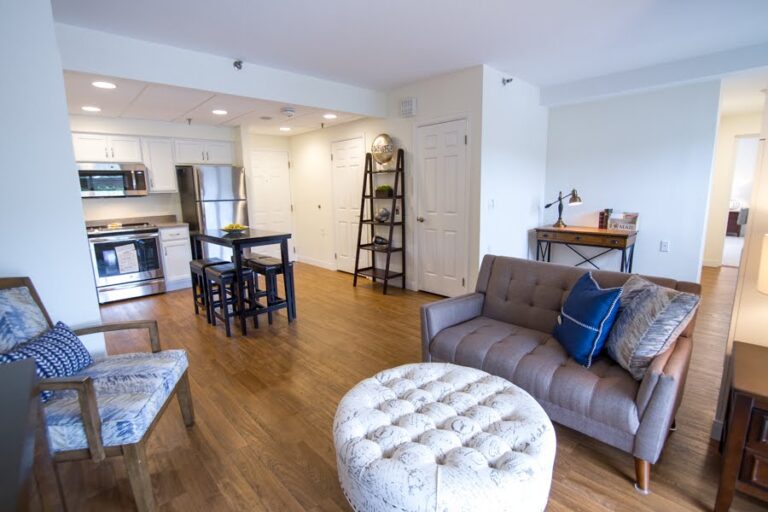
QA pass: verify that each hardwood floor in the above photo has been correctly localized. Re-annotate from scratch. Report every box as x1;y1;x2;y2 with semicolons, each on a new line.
56;264;765;511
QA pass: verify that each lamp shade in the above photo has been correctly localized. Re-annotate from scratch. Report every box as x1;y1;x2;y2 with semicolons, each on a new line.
758;234;768;294
569;189;583;206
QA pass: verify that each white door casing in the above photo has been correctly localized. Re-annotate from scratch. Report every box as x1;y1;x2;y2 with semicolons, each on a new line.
248;150;294;260
332;137;367;273
416;119;469;297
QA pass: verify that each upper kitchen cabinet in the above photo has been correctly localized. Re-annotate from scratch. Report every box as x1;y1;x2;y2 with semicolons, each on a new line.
174;139;234;164
72;132;142;162
141;137;177;193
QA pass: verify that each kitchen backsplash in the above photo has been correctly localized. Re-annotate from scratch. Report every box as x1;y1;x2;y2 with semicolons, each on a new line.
81;194;182;221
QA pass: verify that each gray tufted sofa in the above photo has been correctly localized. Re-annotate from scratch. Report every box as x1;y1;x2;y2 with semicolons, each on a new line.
420;255;700;493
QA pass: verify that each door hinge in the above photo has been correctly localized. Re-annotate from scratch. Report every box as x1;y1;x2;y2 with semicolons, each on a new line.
462;278;465;287
290;204;294;212
334;253;338;259
331;153;334;161
464;135;468;145
288;161;291;169
293;246;296;253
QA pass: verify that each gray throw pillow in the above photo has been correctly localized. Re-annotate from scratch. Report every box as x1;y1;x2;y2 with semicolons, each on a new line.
606;275;700;380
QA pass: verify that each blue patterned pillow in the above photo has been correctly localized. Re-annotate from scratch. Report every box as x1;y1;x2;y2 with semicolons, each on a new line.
0;322;93;402
553;273;623;367
0;287;49;352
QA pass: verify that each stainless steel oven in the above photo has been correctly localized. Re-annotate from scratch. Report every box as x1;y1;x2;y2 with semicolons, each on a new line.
87;225;165;303
79;163;148;198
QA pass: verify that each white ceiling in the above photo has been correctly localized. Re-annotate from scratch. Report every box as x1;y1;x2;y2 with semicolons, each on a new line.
721;67;768;116
63;71;363;135
52;0;768;89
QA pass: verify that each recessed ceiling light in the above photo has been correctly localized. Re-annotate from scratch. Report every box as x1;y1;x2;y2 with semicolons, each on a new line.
323;113;338;120
279;127;291;132
81;106;101;112
212;109;228;116
91;81;117;89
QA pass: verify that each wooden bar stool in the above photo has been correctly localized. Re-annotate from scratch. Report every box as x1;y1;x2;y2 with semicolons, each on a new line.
189;257;228;323
204;263;259;337
243;254;296;324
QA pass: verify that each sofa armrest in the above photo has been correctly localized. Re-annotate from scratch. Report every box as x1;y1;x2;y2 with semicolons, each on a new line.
38;375;105;462
632;335;693;463
421;293;484;361
74;320;161;353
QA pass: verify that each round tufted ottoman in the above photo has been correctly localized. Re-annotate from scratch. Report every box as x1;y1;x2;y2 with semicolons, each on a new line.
333;363;556;512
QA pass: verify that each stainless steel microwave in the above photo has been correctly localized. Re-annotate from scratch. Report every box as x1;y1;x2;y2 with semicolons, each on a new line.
78;162;149;198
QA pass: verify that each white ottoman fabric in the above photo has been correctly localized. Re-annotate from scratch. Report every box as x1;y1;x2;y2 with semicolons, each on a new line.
333;363;556;512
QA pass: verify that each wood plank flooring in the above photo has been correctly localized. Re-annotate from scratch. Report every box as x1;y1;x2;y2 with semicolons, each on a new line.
56;264;766;511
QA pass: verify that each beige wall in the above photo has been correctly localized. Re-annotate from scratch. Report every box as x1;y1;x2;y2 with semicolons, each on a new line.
702;112;763;267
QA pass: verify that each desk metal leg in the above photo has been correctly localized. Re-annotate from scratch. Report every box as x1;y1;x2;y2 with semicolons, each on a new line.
628;244;636;273
280;240;295;322
621;249;627;272
546;241;552;262
232;247;247;335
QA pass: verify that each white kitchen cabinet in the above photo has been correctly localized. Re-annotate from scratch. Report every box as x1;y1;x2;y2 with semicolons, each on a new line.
205;141;234;164
142;138;177;193
159;226;192;290
174;139;234;164
72;132;142;162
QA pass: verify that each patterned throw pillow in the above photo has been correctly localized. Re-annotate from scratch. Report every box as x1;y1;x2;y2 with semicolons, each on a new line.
553;273;623;367
0;287;49;352
0;322;93;402
606;276;700;380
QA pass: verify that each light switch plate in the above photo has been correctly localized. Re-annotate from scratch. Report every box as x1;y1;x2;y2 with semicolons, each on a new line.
660;240;670;252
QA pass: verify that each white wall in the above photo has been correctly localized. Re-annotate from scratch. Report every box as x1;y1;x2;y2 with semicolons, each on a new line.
70;115;239;221
288;66;484;289
702;112;763;266
730;136;760;209
0;1;103;354
479;67;548;260
545;81;721;283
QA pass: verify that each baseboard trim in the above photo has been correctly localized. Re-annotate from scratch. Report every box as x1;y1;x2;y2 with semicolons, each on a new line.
165;278;192;291
296;255;336;271
710;419;723;441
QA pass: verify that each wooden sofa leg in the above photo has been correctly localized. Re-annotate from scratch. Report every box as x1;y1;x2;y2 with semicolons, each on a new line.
124;442;156;512
634;458;651;494
177;371;195;427
670;418;677;432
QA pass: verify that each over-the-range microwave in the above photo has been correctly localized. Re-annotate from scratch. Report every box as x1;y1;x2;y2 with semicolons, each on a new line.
78;162;149;198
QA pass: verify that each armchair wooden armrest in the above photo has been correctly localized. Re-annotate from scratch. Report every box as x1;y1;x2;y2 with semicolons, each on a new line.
38;375;105;462
74;320;161;353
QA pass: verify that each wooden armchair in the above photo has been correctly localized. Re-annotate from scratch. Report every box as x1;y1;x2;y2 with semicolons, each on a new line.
0;277;194;512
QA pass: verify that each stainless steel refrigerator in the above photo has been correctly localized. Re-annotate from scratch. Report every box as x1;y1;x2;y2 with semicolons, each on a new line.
177;165;248;259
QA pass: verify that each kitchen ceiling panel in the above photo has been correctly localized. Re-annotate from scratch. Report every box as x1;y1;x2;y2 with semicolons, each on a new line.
121;84;214;122
64;71;146;118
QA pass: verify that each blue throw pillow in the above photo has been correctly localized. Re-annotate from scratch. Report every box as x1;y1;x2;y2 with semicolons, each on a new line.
0;322;93;402
553;273;622;367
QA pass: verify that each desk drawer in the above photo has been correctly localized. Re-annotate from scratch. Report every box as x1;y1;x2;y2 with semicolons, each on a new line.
538;231;627;248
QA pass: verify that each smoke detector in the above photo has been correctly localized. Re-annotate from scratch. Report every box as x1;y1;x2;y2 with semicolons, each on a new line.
280;106;296;118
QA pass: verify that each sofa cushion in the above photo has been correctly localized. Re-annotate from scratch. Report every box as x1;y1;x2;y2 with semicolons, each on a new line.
606;276;700;380
0;322;93;402
430;317;640;435
44;349;188;452
553;273;622;367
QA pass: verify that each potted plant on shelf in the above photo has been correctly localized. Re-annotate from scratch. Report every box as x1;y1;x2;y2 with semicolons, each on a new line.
375;185;394;198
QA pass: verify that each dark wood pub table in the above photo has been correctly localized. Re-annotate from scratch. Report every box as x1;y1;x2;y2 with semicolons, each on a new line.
715;341;768;511
534;225;638;273
192;229;294;335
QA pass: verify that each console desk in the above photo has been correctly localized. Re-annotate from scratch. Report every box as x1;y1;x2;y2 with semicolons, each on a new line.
534;225;638;273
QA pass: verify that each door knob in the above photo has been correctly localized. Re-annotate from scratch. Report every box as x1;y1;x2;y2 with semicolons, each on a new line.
417;216;425;222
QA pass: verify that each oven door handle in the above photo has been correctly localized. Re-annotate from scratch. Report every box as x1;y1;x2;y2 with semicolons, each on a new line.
89;233;159;244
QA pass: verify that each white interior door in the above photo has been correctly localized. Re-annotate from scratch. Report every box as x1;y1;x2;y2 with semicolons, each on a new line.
248;150;294;260
416;119;468;297
332;137;367;273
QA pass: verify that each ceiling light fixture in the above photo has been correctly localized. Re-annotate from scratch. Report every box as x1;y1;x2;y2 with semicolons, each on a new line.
279;127;291;132
260;116;273;121
323;113;338;120
92;81;117;89
212;109;228;116
81;106;101;112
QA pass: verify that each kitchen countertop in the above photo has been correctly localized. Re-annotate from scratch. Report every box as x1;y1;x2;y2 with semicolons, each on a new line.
85;215;188;229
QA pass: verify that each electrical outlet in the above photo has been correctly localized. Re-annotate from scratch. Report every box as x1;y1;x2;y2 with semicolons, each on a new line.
659;240;670;253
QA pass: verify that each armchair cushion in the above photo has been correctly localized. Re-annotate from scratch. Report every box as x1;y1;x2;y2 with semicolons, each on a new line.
0;286;49;352
0;322;92;402
44;349;188;452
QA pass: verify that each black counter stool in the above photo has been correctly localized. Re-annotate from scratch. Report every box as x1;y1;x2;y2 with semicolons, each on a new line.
243;254;296;324
204;263;260;337
189;257;228;322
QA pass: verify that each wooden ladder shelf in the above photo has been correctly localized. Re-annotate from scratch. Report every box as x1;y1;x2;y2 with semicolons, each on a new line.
352;148;406;294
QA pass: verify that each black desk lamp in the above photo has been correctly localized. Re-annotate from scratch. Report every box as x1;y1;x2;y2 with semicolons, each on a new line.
545;189;582;228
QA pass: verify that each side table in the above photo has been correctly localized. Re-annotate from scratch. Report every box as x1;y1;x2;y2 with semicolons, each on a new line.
715;341;768;511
